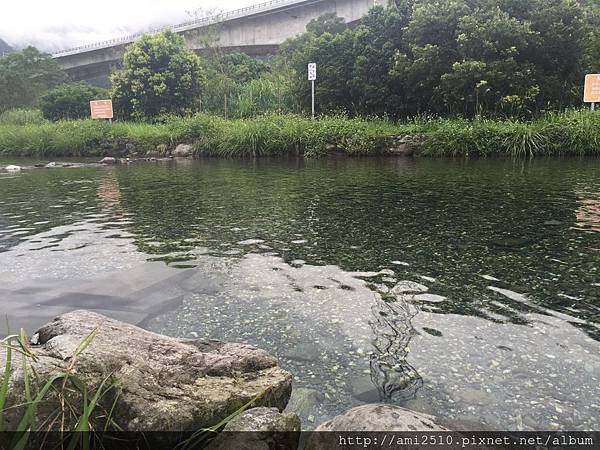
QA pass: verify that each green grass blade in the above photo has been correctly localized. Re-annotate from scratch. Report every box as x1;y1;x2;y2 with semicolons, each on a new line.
72;328;98;360
11;373;69;450
0;336;15;432
174;394;260;450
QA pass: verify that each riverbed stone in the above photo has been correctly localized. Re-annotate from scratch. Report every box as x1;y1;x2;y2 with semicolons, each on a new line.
284;388;324;417
125;142;136;155
0;310;292;433
206;407;301;450
148;143;168;156
306;404;448;449
99;157;117;164
413;293;447;303
384;135;425;157
283;343;321;362
173;143;194;157
453;388;495;405
5;165;21;172
314;404;447;431
350;375;381;402
391;280;429;295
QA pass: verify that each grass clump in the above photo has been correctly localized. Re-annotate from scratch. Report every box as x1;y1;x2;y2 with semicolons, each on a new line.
0;109;598;158
0;109;47;126
195;114;399;157
0;328;120;450
418;110;600;157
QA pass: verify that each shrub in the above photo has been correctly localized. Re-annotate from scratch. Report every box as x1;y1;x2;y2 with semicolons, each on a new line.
111;30;204;120
40;83;108;121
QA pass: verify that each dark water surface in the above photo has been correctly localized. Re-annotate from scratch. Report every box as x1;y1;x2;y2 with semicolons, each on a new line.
1;157;599;430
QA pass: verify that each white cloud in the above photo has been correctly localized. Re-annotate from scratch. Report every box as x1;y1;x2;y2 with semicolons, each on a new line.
0;0;256;52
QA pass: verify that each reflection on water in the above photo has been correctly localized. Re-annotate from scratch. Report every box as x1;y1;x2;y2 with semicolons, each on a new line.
577;191;600;233
0;157;600;430
370;294;422;401
97;172;123;211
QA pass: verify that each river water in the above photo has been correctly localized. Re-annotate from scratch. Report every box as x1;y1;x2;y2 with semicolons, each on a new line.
0;157;599;431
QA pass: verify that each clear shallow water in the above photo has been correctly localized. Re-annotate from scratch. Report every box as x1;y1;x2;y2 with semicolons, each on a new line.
0;157;599;430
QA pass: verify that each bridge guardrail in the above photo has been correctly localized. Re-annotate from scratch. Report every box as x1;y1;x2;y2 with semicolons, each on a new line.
52;0;308;57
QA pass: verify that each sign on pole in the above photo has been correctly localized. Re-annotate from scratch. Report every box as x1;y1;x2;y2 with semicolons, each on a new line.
584;74;600;111
308;63;317;81
90;99;114;120
308;63;316;119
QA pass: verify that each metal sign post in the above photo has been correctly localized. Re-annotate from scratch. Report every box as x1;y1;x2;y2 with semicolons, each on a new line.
308;63;316;119
583;74;600;111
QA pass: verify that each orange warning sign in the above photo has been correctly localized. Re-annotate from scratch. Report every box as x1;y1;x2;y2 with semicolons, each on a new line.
584;74;600;103
90;100;114;119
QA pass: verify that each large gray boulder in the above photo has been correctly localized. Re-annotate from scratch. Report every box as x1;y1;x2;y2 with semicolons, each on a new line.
1;311;292;432
206;407;301;450
306;404;447;450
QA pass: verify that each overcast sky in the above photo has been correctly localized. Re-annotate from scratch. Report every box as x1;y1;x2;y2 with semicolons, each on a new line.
1;0;257;52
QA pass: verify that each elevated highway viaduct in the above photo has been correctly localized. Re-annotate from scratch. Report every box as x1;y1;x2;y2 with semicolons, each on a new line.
52;0;377;84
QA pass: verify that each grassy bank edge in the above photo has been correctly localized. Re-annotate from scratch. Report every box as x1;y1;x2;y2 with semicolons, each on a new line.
0;110;598;158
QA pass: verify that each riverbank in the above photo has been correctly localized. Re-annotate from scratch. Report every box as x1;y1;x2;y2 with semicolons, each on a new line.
0;110;598;158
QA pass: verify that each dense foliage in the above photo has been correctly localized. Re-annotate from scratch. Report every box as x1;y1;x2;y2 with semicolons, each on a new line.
111;30;204;119
40;83;108;121
197;51;301;118
280;0;596;118
0;47;67;112
2;1;595;121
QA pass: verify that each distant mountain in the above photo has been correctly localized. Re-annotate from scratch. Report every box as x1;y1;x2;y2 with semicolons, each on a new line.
0;38;14;54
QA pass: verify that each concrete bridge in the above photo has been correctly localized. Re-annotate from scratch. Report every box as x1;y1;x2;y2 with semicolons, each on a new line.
53;0;377;84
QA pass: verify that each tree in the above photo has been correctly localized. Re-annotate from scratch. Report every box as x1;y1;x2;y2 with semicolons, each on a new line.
217;52;270;84
348;6;409;116
40;82;108;121
111;30;204;119
306;13;346;35
0;47;67;112
437;7;539;116
283;29;357;114
278;0;590;118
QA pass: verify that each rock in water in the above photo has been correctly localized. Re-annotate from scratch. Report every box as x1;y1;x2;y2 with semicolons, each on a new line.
206;407;301;450
314;404;447;431
284;388;324;417
125;143;137;155
99;157;117;164
0;310;292;433
349;375;381;403
173;144;194;157
5;165;21;172
306;404;448;449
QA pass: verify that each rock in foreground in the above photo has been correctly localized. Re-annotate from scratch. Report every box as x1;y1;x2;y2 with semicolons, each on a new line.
1;310;292;432
206;407;301;450
306;404;447;449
